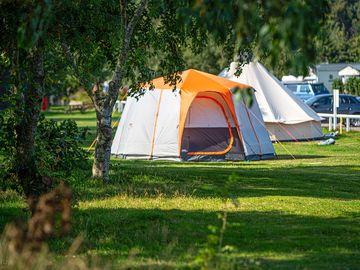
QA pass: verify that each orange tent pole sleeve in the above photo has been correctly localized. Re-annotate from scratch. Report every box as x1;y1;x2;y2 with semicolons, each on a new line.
187;96;234;156
177;91;196;155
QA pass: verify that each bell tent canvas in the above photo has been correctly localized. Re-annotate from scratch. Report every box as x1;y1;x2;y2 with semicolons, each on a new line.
111;69;275;161
219;62;323;141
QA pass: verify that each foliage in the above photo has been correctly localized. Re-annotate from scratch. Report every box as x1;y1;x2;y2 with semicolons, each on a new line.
35;116;88;175
43;45;81;98
182;0;329;76
0;108;16;156
182;37;230;75
315;0;360;63
344;77;360;96
0;182;102;270
184;0;360;77
0;112;88;193
53;0;192;92
332;77;360;95
68;89;93;104
0;233;97;270
0;0;56;197
332;78;345;92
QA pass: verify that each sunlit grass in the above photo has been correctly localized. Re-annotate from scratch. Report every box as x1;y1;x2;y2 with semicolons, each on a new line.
1;107;359;269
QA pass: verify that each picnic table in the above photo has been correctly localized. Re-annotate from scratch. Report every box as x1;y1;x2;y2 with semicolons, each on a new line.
66;101;94;113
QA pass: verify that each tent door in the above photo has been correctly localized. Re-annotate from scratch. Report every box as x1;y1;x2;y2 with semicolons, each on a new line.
181;95;243;160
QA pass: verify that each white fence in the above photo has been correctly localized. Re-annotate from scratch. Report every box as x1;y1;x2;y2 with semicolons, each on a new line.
318;113;360;132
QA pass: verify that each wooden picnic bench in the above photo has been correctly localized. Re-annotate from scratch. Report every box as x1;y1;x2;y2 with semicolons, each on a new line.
66;102;94;113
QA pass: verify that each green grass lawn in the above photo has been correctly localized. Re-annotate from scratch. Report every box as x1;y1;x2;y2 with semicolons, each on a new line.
1;107;360;269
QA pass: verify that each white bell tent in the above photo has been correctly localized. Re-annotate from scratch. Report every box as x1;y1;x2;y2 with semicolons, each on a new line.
220;62;323;141
111;69;275;161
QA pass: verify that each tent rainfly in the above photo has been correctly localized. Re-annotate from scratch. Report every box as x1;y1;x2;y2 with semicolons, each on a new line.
219;62;323;141
111;69;275;161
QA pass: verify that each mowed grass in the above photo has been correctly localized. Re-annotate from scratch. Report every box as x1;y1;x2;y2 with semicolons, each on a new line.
1;106;360;269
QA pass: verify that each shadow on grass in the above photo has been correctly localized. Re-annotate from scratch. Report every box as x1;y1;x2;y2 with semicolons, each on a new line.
1;204;359;269
69;160;360;202
275;155;327;160
50;207;360;269
46;117;97;122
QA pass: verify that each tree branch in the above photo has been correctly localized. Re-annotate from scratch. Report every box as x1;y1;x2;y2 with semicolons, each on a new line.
59;39;100;111
108;0;147;107
124;0;147;50
119;0;127;31
60;41;85;89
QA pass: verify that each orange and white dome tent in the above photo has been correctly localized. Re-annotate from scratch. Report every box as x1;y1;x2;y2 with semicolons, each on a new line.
111;69;275;161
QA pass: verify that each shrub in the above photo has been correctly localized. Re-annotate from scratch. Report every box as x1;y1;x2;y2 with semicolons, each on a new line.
0;113;88;192
345;77;360;96
332;77;360;96
35;116;88;176
332;78;344;93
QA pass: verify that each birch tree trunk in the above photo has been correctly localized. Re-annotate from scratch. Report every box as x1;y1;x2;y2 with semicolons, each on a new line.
92;98;114;182
91;0;147;182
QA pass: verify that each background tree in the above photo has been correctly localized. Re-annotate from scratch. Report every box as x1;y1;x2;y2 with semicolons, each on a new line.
315;0;360;63
332;78;345;92
55;0;209;181
182;37;231;75
0;0;54;198
184;1;329;77
345;77;360;96
0;1;85;201
331;77;360;95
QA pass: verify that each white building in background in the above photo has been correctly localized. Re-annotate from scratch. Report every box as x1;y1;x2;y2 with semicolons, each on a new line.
281;75;303;83
314;63;360;91
281;68;318;84
338;65;360;84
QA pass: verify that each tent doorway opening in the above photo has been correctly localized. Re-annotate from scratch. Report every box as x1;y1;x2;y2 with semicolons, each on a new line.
180;93;244;161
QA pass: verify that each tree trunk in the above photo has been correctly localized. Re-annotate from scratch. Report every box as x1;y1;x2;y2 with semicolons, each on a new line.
15;96;42;197
92;102;114;182
14;46;45;198
90;0;147;182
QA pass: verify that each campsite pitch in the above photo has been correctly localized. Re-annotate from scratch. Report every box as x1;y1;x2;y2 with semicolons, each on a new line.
1;108;360;269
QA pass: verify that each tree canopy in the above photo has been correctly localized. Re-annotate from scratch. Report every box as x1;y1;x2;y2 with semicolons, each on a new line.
0;0;332;193
315;0;360;63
